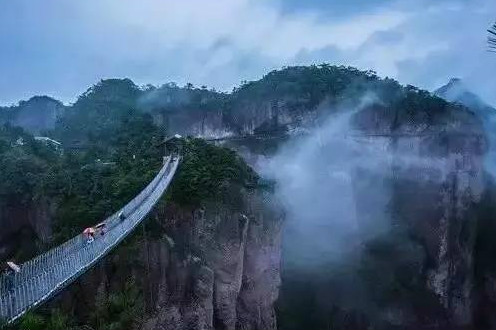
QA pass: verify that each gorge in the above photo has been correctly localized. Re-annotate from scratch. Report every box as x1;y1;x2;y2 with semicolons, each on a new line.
1;65;496;330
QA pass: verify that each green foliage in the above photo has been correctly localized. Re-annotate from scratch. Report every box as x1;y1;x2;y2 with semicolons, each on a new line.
168;138;258;208
41;80;164;241
11;282;142;330
11;308;80;330
92;280;143;330
18;313;45;330
222;64;468;137
46;309;73;330
51;114;163;242
231;64;391;109
1;64;479;330
0;82;165;251
0;125;58;205
53;79;144;156
141;82;227;113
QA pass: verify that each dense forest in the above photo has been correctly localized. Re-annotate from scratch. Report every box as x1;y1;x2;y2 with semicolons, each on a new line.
0;72;265;329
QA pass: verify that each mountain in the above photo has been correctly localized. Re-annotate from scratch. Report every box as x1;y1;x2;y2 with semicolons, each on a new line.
2;65;496;330
435;78;496;175
435;78;496;117
0;96;65;135
0;82;282;329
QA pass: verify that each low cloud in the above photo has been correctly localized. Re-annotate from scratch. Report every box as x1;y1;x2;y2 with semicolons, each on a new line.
260;97;392;270
0;0;494;105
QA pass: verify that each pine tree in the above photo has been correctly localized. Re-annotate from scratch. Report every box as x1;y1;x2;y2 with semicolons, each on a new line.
488;21;496;52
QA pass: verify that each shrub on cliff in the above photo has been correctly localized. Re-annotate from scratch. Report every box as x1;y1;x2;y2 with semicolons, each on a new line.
168;138;259;208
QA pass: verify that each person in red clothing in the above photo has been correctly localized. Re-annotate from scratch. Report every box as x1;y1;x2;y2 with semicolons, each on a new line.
83;227;96;243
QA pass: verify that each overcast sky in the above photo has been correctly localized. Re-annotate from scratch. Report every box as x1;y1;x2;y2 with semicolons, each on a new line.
1;0;495;106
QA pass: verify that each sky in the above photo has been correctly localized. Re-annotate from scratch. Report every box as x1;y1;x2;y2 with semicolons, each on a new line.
0;0;495;106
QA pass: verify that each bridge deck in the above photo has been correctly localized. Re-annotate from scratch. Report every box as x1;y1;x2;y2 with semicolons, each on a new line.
0;156;180;324
204;131;481;142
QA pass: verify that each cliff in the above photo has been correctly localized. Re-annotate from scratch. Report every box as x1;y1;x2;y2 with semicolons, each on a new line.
276;89;489;329
144;194;282;330
3;138;283;330
355;96;487;327
49;192;282;330
0;126;60;263
434;78;496;328
0;197;56;262
3;66;496;330
0;96;65;135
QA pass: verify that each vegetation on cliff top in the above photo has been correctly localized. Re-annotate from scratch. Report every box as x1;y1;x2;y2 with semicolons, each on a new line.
168;138;259;208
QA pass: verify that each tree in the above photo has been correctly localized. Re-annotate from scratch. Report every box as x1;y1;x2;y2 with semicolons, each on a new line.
488;21;496;51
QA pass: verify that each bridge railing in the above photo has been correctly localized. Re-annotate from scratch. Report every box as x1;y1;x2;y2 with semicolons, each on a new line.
4;157;172;287
0;157;180;324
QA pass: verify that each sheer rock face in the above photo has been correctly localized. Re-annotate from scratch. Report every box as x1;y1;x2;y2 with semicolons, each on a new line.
0;96;65;134
143;193;282;330
151;108;231;140
393;134;485;327
352;105;488;328
153;98;321;139
165;96;489;328
0;198;55;261
58;192;282;330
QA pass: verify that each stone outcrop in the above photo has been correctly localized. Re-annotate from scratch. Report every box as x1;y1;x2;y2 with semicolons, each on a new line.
56;191;282;330
352;103;488;328
0;197;56;262
144;193;282;330
0;96;65;135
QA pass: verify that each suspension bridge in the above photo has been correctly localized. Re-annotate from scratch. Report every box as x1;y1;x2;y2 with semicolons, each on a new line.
204;130;484;143
0;155;181;324
0;129;483;324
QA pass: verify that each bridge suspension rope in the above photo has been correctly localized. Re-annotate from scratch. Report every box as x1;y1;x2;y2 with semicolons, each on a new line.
0;156;180;324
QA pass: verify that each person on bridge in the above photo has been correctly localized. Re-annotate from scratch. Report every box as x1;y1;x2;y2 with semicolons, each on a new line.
95;222;107;236
3;261;20;292
83;227;96;243
118;211;126;222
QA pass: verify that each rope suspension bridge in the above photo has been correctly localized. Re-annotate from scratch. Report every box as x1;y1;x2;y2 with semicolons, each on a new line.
0;129;483;325
0;155;181;324
204;130;483;143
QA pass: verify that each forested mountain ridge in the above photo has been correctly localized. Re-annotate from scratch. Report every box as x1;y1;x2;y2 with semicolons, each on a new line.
0;71;279;329
1;64;494;330
146;65;480;138
2;65;475;147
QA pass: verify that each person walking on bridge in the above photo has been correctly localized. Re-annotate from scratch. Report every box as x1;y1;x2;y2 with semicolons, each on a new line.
118;211;126;222
2;261;20;293
83;227;96;243
95;222;107;236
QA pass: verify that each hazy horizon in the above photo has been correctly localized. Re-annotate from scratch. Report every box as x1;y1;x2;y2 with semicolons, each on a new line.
1;0;495;106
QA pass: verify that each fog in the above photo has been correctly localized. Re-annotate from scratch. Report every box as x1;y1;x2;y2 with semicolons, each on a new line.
261;96;456;273
261;103;381;271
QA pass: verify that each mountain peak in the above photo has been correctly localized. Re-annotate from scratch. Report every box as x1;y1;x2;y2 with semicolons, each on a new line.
435;78;494;113
19;95;63;107
435;77;464;97
446;77;463;88
448;77;462;83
